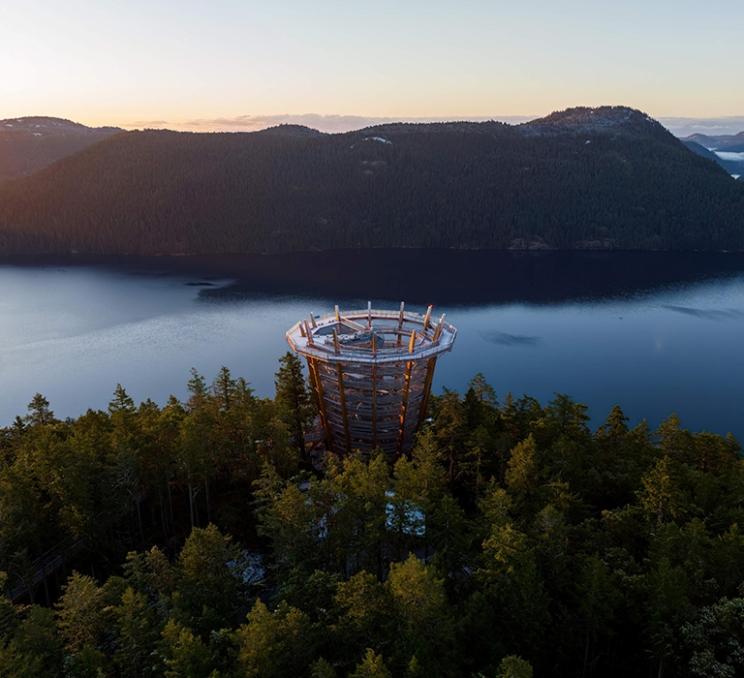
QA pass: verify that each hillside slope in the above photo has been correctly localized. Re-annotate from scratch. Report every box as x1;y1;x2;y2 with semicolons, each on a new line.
0;117;121;183
682;131;744;176
1;107;743;254
684;132;744;153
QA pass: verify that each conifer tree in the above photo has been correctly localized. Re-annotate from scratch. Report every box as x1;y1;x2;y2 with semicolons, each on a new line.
349;648;392;678
274;352;312;459
159;619;212;678
24;393;54;427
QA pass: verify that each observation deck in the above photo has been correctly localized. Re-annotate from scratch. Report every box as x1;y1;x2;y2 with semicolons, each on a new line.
286;303;457;456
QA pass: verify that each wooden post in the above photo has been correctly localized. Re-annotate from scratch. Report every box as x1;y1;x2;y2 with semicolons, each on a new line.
423;304;433;331
336;364;352;453
408;329;417;352
332;329;340;354
309;313;317;329
432;313;446;342
417;357;438;427
396;301;405;346
371;333;378;449
334;304;341;322
367;300;372;328
397;330;416;456
306;358;332;449
398;360;415;456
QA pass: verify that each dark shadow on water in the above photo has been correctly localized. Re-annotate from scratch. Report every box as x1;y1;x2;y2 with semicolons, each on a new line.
480;331;541;346
661;305;744;320
4;250;744;306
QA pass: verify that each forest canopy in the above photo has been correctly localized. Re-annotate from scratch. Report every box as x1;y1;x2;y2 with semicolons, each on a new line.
1;358;743;677
2;107;744;256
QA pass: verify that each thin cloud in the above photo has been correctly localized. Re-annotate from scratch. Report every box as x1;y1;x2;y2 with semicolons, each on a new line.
126;119;170;127
122;113;535;133
659;117;744;137
715;152;744;162
122;113;744;136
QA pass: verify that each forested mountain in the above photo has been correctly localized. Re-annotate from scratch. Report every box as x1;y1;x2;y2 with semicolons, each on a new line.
1;107;743;255
1;362;743;677
681;131;744;176
684;131;744;153
682;140;724;164
681;139;744;176
0;117;121;184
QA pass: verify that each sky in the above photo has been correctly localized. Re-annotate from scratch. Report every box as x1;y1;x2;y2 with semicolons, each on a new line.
2;0;743;131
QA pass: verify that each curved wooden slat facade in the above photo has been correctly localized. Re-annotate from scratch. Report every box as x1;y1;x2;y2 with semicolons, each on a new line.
286;303;457;456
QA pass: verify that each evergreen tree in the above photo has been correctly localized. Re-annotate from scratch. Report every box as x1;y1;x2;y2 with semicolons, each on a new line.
274;352;313;459
639;455;683;526
0;605;62;678
236;599;314;678
159;619;212;678
24;393;54;427
173;525;244;636
349;648;393;678
496;655;534;678
334;570;394;666
386;555;454;674
112;586;160;677
54;573;106;656
682;595;744;678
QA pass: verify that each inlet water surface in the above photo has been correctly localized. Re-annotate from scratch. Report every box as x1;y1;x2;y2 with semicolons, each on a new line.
1;250;743;439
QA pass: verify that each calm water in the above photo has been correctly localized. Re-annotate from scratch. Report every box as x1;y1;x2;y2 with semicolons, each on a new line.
2;251;744;439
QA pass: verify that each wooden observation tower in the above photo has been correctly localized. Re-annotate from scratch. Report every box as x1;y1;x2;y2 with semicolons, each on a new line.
286;303;457;456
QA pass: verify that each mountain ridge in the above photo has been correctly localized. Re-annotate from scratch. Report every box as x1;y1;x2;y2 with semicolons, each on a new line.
1;106;743;255
683;131;744;152
0;116;120;132
0;116;122;183
681;131;744;176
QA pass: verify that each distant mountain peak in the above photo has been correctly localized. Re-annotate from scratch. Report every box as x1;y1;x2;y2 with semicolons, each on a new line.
1;116;82;129
683;131;744;155
255;124;324;138
0;116;120;133
0;117;122;183
520;106;666;138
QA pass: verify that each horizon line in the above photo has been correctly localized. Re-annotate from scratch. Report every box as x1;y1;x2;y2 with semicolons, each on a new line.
4;110;744;136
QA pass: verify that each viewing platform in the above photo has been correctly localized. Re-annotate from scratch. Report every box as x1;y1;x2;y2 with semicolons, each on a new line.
287;303;457;456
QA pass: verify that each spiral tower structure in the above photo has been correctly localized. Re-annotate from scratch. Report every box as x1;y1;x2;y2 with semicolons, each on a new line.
286;302;457;456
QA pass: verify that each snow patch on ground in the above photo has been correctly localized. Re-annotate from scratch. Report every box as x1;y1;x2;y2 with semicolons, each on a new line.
228;550;266;585
364;136;392;145
385;490;425;537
